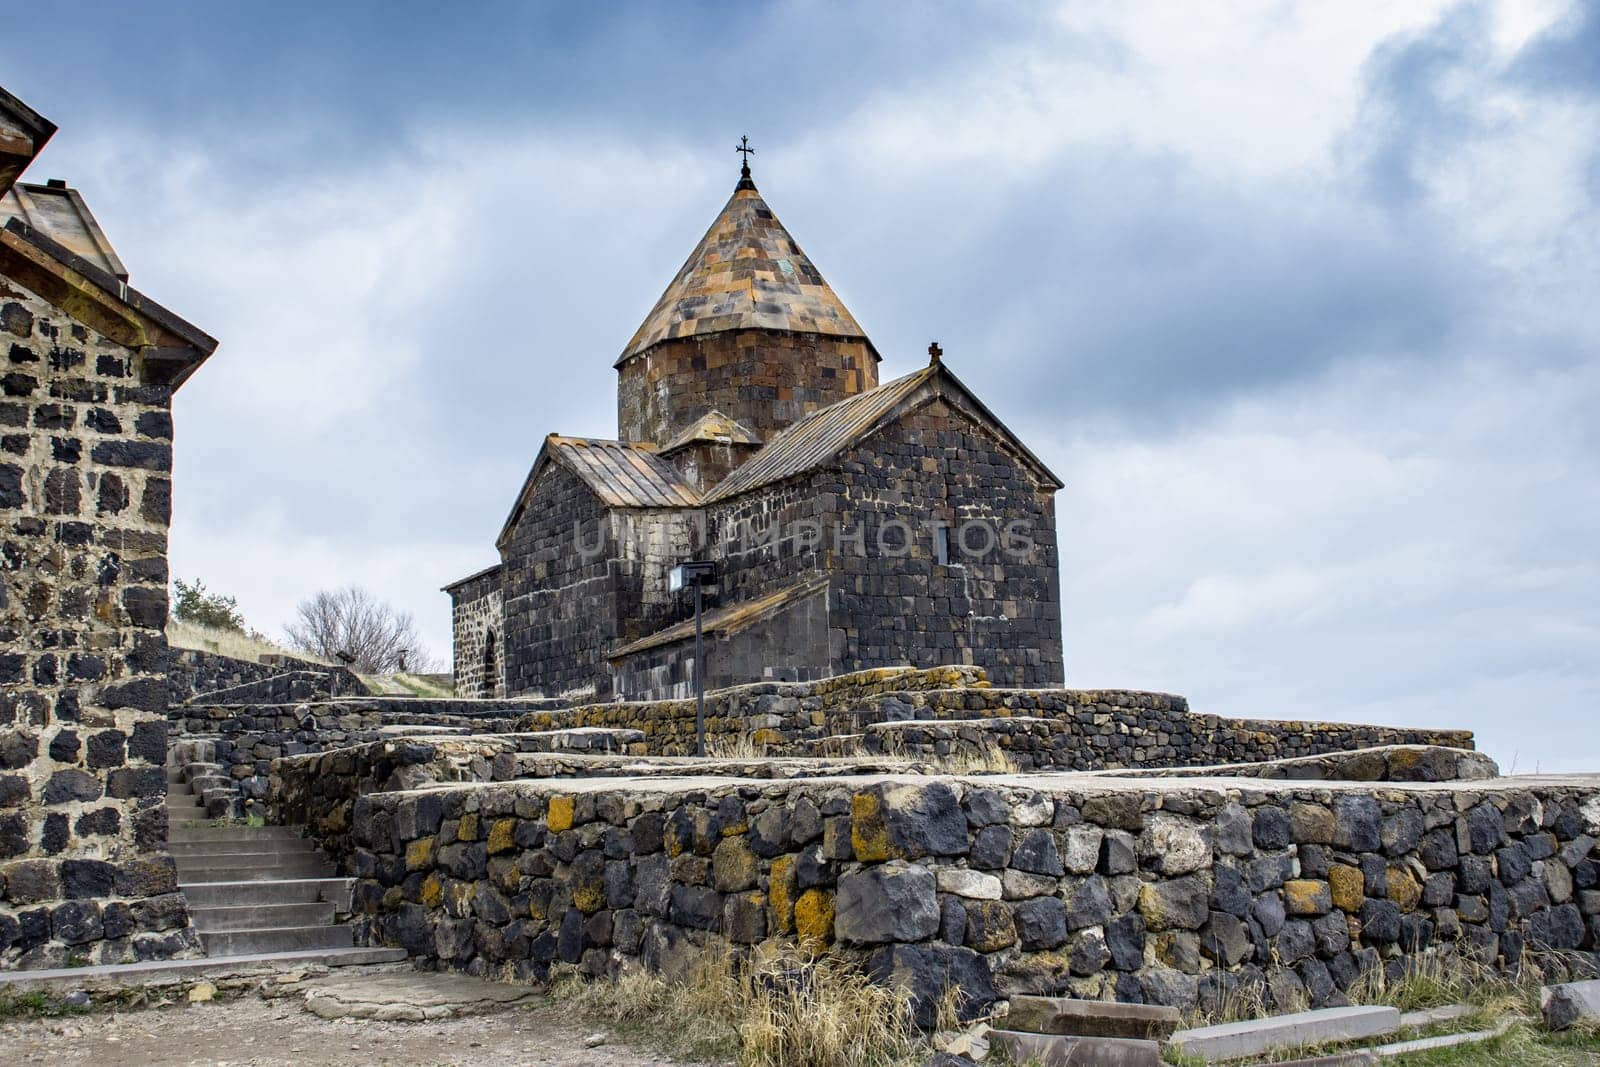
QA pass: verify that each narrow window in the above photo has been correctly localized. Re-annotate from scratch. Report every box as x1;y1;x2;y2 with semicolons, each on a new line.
482;630;498;697
934;525;950;566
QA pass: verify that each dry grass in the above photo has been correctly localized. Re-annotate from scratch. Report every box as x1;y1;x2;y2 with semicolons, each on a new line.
870;734;1020;775
705;734;771;760
167;619;332;665
390;672;456;698
1169;949;1600;1065
550;947;925;1067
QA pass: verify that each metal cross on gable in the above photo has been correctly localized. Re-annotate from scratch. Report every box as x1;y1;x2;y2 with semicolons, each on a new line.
736;135;755;177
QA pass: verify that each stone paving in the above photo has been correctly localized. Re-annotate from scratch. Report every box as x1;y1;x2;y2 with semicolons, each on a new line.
1;963;704;1066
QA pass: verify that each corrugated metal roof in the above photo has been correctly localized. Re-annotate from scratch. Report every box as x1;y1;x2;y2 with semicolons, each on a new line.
702;362;1064;502
0;181;126;281
704;366;937;502
548;436;702;509
659;410;764;454
609;575;829;659
616;181;873;366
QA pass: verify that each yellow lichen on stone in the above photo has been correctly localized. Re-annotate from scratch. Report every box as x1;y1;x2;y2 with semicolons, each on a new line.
457;813;479;842
752;728;783;747
794;888;835;950
1284;879;1333;916
1329;864;1364;913
546;795;574;833
572;874;606;914
1387;866;1422;912
851;791;891;862
768;855;796;935
405;837;436;871
420;873;443;908
487;818;517;855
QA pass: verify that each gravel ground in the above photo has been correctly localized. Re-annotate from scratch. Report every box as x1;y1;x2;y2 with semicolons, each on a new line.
0;970;709;1066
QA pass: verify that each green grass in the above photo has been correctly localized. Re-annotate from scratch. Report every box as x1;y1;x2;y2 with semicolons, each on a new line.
0;992;89;1019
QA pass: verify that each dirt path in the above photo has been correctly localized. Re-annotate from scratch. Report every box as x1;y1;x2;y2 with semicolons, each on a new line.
1;971;707;1067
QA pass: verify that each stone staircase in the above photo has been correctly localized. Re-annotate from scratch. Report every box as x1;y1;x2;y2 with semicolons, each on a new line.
166;762;402;965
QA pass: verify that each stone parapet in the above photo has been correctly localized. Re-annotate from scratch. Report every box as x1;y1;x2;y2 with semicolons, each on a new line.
331;772;1600;1021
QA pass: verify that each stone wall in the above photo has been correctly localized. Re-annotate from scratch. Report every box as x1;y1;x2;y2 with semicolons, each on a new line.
333;773;1600;1023
446;567;503;700
167;646;359;703
513;665;1470;767
498;463;617;702
0;281;197;968
168;696;563;816
616;331;878;447
701;396;1063;690
609;581;832;700
266;738;928;866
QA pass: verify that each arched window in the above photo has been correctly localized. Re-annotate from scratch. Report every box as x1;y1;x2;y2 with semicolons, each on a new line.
482;630;498;698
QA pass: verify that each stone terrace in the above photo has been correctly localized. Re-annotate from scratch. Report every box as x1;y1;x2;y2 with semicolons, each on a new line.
293;764;1600;1027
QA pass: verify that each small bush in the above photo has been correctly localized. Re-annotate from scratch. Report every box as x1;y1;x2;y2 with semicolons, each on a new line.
553;947;925;1067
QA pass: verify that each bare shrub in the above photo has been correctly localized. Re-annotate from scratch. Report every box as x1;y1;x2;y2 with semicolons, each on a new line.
283;586;431;673
553;946;922;1067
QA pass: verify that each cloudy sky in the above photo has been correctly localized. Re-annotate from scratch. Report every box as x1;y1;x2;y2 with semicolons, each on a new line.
8;1;1596;769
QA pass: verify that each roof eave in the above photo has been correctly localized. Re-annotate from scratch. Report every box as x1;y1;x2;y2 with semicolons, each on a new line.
0;86;56;199
441;561;505;594
0;219;217;388
614;327;880;370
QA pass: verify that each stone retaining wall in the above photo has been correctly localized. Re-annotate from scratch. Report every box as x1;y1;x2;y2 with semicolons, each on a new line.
267;737;931;865
333;773;1600;1024
167;698;557;811
849;717;1482;776
515;667;1468;769
167;647;361;703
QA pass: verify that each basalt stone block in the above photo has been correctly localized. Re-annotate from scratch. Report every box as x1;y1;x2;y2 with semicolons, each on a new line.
127;720;166;765
669;884;723;931
1361;899;1402;944
867;943;995;1028
106;766;165;799
0;731;38;770
1201;911;1253;967
1253;806;1292;850
61;858;116;899
0;774;28;807
1082;794;1143;832
1065;876;1114;930
1106;913;1146;971
43;767;102;804
52;900;103;945
965;788;1009;827
836;862;938;944
1015;896;1068;950
85;729;126;770
4;859;60;904
1139;875;1209;932
1529;903;1587;951
1332;797;1381;852
1011;828;1064;876
970;825;1011;869
1381;809;1425;857
1463;803;1507;855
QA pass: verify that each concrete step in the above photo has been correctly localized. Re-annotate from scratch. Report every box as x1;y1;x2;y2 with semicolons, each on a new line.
0;946;408;993
180;878;353;908
191;902;337;932
175;860;337;882
168;839;323;858
169;825;304;844
201;924;354;956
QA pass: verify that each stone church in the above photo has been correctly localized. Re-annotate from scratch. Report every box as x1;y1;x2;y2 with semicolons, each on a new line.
447;155;1063;701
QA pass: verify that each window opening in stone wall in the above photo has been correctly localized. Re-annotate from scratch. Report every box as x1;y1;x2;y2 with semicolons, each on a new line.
482;629;498;697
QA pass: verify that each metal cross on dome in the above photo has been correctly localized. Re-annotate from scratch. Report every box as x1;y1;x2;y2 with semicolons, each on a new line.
736;135;755;178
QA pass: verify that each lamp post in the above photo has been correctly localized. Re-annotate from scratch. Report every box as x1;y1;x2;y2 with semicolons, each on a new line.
669;560;717;757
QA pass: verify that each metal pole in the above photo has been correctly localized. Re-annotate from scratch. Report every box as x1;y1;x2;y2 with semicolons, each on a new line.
694;579;706;757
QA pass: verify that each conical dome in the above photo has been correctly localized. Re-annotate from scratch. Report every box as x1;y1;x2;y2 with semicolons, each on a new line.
616;181;873;367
